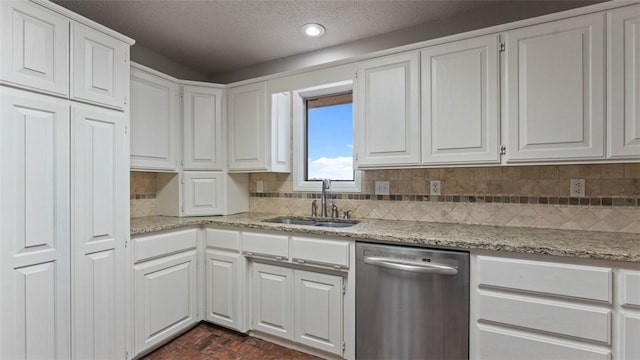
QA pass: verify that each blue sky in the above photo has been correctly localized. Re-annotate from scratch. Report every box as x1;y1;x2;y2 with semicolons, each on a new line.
307;103;354;180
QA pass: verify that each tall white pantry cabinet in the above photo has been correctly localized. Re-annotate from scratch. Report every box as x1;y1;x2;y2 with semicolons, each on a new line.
0;1;134;359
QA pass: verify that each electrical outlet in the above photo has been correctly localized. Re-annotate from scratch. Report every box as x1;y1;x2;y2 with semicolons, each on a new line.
430;180;441;196
375;181;390;195
569;179;585;197
256;180;264;193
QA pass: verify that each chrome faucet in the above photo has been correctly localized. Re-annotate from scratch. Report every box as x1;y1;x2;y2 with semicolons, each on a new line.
320;178;331;218
331;203;339;219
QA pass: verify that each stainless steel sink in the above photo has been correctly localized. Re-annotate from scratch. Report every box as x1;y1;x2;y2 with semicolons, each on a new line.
264;216;358;228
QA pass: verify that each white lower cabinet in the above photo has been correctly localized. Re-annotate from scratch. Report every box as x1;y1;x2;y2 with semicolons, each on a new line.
472;254;640;360
251;263;295;340
134;251;198;354
206;249;245;331
294;270;343;355
133;229;199;356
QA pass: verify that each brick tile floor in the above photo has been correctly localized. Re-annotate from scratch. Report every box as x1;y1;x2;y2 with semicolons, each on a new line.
142;322;323;360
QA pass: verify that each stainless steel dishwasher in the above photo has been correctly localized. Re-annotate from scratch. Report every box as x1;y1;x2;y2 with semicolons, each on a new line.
356;242;469;360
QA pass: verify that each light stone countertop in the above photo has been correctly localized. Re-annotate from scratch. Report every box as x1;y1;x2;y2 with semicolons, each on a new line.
130;213;640;263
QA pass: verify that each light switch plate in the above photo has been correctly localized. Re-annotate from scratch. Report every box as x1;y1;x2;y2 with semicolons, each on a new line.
569;179;585;197
375;181;390;195
256;180;264;193
430;180;441;196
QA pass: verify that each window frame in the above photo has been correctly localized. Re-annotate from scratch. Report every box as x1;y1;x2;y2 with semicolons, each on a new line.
292;80;361;192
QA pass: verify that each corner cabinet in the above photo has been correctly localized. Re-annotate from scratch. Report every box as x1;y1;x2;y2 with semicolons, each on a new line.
227;82;291;172
608;5;640;158
421;35;500;165
503;13;606;162
183;85;224;170
130;64;179;171
355;52;421;167
182;171;225;216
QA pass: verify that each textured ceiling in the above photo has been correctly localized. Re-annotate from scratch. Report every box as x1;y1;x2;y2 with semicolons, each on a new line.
54;0;509;77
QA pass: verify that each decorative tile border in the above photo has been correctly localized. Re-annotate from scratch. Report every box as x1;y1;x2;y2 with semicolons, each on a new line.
249;192;640;207
130;193;156;200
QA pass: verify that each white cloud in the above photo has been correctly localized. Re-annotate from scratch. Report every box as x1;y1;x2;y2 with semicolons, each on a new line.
346;144;353;149
308;156;354;180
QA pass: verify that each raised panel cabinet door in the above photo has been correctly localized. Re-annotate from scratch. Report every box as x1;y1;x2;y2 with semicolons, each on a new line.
227;82;268;171
356;52;421;167
504;13;605;162
182;171;224;216
130;66;178;170
421;35;500;165
251;263;294;340
183;86;224;170
134;251;198;355
294;270;343;356
269;91;292;173
0;1;69;96
608;5;640;158
71;104;127;359
71;22;128;110
0;88;70;359
206;250;246;331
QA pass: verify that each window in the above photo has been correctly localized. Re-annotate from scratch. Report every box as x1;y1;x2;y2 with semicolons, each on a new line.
292;80;361;192
306;93;354;181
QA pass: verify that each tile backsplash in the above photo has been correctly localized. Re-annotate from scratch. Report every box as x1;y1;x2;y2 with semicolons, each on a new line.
131;171;157;218
249;164;640;233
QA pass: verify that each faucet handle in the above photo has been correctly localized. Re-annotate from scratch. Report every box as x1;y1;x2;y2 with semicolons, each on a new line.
343;210;352;220
331;202;339;219
311;200;317;218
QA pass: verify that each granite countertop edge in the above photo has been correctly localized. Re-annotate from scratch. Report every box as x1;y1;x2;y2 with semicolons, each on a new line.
130;213;640;264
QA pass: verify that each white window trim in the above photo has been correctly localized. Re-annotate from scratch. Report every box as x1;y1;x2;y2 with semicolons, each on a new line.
292;80;361;192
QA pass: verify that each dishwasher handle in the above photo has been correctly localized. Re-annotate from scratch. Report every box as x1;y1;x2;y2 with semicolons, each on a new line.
363;256;458;275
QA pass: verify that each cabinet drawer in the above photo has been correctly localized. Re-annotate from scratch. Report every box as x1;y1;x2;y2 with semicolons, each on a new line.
205;228;240;251
134;229;197;263
478;293;611;344
242;232;288;259
477;256;612;302
291;237;349;268
477;327;611;360
622;270;640;307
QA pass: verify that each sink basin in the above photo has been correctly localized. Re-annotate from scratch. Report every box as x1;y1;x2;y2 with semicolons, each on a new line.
264;217;359;228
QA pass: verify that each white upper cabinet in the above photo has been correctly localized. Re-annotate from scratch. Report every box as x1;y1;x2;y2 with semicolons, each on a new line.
71;22;128;110
0;87;71;360
130;64;178;171
227;83;291;172
183;85;224;170
228;82;267;171
0;1;69;96
182;171;224;216
421;35;500;165
608;5;640;159
504;13;605;162
356;52;421;167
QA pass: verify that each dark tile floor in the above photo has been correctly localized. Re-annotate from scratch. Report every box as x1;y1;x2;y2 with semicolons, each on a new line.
143;322;323;360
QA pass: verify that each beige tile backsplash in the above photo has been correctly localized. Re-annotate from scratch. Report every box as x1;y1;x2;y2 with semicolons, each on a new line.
130;164;640;233
249;164;640;234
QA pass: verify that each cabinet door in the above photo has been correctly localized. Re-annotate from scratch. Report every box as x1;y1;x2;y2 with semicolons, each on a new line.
134;251;198;355
356;52;420;167
608;5;640;158
294;270;343;356
71;104;127;359
504;13;605;162
206;250;246;331
71;22;128;110
228;82;268;171
0;88;70;359
0;1;69;96
251;263;294;340
421;35;500;164
269;91;292;173
182;171;224;216
183;86;224;170
130;66;178;170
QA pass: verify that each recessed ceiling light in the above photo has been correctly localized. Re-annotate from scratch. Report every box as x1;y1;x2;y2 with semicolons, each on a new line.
301;23;326;38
